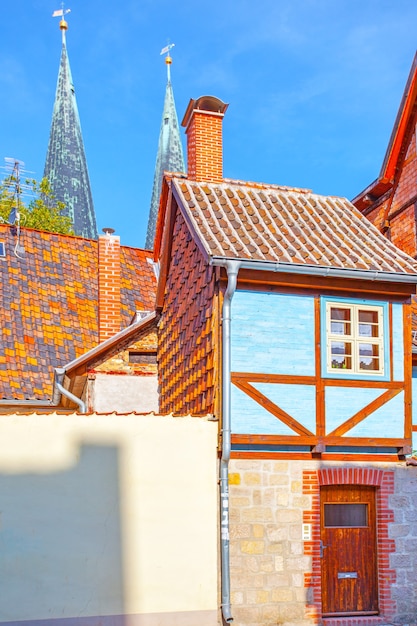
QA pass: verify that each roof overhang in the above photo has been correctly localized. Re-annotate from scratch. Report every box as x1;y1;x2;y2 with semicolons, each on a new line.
210;256;417;285
380;51;417;183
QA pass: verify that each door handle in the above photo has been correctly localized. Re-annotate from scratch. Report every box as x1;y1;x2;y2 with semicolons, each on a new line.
320;540;328;558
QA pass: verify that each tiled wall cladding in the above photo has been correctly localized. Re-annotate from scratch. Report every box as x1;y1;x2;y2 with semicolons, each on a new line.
0;226;156;401
158;207;220;415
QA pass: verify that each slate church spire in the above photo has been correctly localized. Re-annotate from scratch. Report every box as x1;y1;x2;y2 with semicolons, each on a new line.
145;45;185;249
43;7;97;239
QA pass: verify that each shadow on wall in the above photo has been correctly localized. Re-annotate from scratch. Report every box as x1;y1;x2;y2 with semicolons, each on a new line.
0;444;125;626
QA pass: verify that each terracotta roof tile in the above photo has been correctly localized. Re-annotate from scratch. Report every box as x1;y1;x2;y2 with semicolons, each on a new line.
172;178;417;275
0;226;156;402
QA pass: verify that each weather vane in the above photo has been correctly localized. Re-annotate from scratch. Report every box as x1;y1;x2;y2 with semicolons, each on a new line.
160;42;175;81
52;2;71;40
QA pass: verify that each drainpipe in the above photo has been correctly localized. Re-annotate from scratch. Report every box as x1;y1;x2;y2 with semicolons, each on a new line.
220;260;240;624
52;367;86;414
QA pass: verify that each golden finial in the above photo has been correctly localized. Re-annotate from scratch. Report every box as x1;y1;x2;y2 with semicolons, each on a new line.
52;3;71;37
160;43;175;81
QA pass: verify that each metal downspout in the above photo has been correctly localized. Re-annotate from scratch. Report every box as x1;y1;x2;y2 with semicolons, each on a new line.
53;368;86;414
220;260;240;624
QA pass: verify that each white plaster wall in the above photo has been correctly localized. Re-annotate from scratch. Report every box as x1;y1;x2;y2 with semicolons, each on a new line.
92;373;159;413
0;413;218;622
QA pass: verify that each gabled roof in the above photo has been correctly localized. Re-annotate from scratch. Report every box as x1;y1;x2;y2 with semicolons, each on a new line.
353;51;417;211
168;177;417;279
0;225;156;402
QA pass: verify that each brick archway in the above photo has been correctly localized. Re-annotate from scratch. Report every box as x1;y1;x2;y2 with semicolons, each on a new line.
303;467;395;625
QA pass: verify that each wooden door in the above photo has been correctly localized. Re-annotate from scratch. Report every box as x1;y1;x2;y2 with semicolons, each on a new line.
320;485;378;616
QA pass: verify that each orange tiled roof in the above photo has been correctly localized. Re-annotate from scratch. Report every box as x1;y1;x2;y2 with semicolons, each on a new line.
171;178;417;275
0;226;156;401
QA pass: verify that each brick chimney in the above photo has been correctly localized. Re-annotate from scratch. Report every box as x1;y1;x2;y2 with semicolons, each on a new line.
98;229;121;343
181;95;228;183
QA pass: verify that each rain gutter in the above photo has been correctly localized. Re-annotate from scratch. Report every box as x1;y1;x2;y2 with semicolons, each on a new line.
220;259;241;624
210;257;417;284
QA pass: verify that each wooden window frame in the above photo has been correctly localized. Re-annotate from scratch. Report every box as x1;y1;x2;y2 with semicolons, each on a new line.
323;298;388;379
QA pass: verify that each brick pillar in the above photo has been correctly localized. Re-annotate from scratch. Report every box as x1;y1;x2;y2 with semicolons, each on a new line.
98;232;121;342
181;96;228;183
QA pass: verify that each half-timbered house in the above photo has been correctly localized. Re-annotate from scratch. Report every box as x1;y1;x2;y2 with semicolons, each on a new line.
154;96;417;625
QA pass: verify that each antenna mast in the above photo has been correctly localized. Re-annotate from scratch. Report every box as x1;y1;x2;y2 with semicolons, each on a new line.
1;158;32;257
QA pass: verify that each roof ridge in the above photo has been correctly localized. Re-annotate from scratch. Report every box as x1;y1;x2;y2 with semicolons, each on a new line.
0;224;152;252
222;177;311;194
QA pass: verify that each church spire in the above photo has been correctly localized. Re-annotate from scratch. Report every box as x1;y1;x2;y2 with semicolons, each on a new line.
145;45;185;249
44;6;98;239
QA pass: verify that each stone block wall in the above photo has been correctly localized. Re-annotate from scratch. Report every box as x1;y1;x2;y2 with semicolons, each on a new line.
228;459;417;626
229;459;314;626
389;464;417;624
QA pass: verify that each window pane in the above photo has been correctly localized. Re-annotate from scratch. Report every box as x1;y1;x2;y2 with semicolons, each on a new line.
331;341;352;369
359;323;379;338
324;503;368;527
359;344;379;357
330;308;351;336
359;310;380;338
358;310;378;324
359;343;380;370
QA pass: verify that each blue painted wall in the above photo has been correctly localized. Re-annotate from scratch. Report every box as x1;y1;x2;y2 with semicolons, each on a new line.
231;290;405;439
392;303;404;381
231;291;315;376
231;290;315;435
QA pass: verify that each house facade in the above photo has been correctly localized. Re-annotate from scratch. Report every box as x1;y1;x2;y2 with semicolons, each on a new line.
154;96;417;625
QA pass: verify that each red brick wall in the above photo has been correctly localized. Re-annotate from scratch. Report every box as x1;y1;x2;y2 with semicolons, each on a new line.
388;130;417;257
391;130;417;212
363;129;417;257
158;208;220;415
303;467;396;625
98;234;121;342
390;204;417;257
362;203;388;232
186;109;224;183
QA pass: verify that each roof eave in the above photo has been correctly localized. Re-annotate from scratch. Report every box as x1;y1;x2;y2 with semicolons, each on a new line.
66;311;158;375
209;257;417;285
380;51;417;183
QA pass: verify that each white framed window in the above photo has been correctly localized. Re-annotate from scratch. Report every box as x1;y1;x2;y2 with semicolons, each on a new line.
326;302;385;375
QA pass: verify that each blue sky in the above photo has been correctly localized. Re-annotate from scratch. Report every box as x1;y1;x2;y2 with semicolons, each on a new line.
1;1;416;249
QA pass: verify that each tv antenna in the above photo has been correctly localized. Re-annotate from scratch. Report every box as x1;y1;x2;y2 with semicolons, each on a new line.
1;158;33;258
